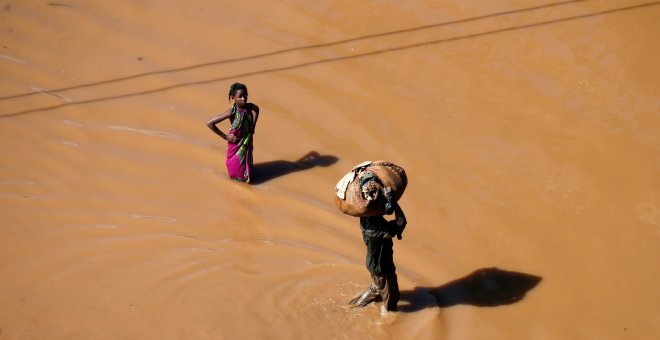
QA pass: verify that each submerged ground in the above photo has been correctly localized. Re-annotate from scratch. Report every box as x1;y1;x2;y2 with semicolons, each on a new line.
1;0;659;338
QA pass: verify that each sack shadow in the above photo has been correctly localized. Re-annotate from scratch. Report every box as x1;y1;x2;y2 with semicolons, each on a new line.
398;267;542;312
251;151;339;185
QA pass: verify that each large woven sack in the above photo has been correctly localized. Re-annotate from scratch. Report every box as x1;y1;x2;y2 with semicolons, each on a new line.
334;161;407;217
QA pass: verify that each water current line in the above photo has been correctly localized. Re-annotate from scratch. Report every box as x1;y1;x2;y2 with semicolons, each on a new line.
0;0;592;101
1;1;658;118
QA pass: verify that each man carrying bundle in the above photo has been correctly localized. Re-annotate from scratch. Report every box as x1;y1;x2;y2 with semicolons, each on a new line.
348;187;407;312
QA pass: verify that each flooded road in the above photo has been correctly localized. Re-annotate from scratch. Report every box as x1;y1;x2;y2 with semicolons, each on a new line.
1;0;659;338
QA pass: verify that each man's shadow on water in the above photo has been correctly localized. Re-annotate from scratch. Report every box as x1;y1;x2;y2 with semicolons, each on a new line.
398;267;542;312
251;151;338;185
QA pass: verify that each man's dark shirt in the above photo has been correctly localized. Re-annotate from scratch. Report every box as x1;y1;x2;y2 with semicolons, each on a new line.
359;216;400;275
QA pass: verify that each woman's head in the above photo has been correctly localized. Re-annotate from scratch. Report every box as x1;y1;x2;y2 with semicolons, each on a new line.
228;82;248;108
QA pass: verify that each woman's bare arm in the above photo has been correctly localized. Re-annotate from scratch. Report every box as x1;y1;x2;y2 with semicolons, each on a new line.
206;108;236;142
250;104;260;132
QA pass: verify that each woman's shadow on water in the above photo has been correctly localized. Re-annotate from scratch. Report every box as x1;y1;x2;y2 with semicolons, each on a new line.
398;267;542;312
251;151;339;185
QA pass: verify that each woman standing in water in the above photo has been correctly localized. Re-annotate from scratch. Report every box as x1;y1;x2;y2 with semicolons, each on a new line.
207;83;260;183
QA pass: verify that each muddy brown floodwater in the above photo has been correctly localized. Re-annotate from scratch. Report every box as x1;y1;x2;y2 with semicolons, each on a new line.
1;0;659;339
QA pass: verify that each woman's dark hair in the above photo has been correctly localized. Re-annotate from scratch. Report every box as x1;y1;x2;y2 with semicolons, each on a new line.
228;82;248;100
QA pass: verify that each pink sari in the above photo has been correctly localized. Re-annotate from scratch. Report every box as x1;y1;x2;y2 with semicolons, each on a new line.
226;105;255;182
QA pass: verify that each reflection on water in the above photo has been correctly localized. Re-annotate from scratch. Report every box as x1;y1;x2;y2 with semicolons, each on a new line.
251;151;339;184
396;268;541;313
429;267;541;308
0;0;659;339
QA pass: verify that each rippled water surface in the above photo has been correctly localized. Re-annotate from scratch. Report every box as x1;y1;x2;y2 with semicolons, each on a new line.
1;0;659;338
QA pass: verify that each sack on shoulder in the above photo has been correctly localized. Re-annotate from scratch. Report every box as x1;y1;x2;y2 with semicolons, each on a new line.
334;161;407;217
